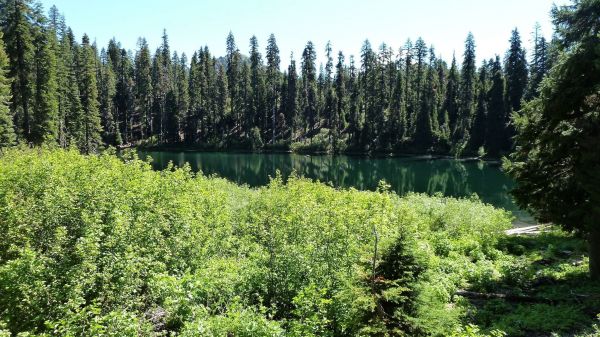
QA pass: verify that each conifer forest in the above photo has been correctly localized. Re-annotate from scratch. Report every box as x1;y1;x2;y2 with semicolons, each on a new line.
0;1;553;156
0;1;599;336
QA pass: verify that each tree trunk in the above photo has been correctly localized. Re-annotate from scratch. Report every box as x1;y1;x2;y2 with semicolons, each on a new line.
590;226;600;281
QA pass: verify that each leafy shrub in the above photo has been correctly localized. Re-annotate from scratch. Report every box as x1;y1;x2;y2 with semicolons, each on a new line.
0;149;514;336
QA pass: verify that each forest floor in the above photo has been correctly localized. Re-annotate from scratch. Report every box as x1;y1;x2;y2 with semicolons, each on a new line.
465;227;600;336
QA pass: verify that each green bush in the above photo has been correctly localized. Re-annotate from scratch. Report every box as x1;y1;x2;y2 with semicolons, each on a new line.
0;149;515;336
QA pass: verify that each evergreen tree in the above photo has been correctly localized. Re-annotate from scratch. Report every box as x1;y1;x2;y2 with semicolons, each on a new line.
284;53;298;138
402;39;414;134
215;62;229;139
266;34;280;143
505;28;528;113
115;48;134;143
1;0;34;142
486;56;506;157
412;38;428;132
301;41;317;133
152;30;172;143
323;41;334;131
175;53;189;141
347;55;361;143
435;58;449;138
360;40;377;146
504;28;528;151
54;24;82;147
249;36;265;133
77;34;102;153
98;48;120;145
455;33;476;148
31;24;58;144
414;51;436;150
390;48;405;144
332;51;346;150
225;32;241;132
164;52;182;143
506;0;600;279
134;38;153;138
239;60;251;137
0;31;15;147
187;51;200;142
469;61;489;153
526;23;550;99
375;43;393;147
443;55;460;135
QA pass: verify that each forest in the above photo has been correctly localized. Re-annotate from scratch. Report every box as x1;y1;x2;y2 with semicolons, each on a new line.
0;1;550;156
0;0;599;336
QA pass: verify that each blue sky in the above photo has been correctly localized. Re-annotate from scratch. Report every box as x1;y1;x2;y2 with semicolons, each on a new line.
38;0;568;68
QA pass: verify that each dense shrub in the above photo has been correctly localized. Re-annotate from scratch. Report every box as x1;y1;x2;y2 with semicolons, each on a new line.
0;149;513;336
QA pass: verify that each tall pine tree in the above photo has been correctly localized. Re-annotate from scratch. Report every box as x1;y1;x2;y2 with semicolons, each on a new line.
0;31;15;147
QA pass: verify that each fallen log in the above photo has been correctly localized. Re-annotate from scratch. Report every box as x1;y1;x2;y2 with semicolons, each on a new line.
455;290;553;304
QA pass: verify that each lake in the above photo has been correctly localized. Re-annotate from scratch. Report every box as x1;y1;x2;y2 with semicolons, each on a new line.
138;151;533;225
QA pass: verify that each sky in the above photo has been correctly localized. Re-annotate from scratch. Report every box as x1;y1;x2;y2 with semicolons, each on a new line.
37;0;569;68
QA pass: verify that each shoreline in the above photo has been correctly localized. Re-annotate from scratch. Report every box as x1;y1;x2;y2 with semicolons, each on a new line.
130;144;505;163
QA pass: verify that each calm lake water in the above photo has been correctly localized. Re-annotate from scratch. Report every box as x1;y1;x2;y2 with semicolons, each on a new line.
138;151;533;225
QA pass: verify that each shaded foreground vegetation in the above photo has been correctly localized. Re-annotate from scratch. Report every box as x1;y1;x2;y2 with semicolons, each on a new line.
0;149;598;336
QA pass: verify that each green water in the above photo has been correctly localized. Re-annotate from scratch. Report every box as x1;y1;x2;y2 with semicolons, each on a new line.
139;151;533;224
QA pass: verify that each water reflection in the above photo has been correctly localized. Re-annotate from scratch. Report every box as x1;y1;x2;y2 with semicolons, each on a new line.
139;151;532;224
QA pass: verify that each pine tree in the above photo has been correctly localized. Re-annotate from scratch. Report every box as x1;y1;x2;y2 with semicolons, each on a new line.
402;39;414;135
301;41;317;133
77;34;102;153
412;38;428;134
164;52;182;143
201;48;217;140
414;51;437;150
215;62;229;139
390;50;406;144
175;53;189;141
187;52;200;142
239;60;251;137
98;48;120;145
347;55;361;143
443;55;460;135
504;28;528;151
435;58;448;137
360;40;377;146
53;23;82;148
226;32;241;132
284;53;298;138
1;0;34;142
323;41;334;131
134;38;153;139
266;34;280;143
31;24;58;144
506;0;600;279
526;23;549;100
375;43;393;147
0;31;15;147
154;30;172;143
505;28;528;113
249;36;265;134
469;60;489;153
116;49;135;143
333;51;346;151
455;33;476;148
486;56;506;157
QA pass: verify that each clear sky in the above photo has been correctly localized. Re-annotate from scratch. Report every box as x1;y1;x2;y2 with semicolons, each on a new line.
38;0;568;68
